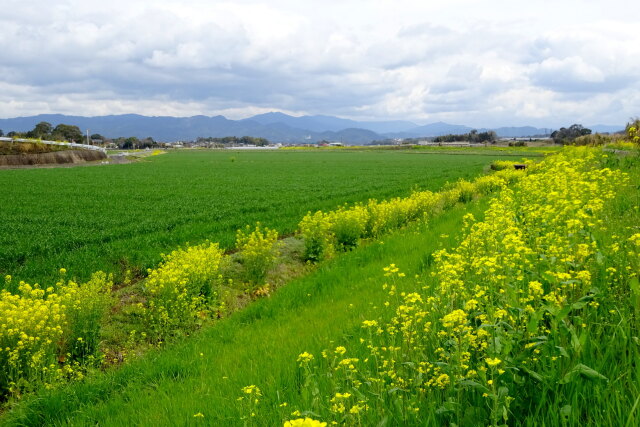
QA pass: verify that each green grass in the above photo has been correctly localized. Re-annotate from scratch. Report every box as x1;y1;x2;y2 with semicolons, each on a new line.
2;148;637;426
0;149;523;286
1;195;487;426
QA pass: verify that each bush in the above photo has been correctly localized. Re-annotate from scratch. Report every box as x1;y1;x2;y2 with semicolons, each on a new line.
58;271;113;362
143;242;224;339
299;211;335;262
328;205;369;251
0;271;113;398
236;223;280;285
0;281;65;396
366;197;413;237
572;133;612;146
474;175;507;195
508;140;527;147
454;179;476;203
490;160;519;171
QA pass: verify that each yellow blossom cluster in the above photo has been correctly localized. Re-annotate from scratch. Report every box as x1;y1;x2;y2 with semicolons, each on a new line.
0;272;112;397
143;242;224;339
284;418;327;427
298;166;523;262
236;223;280;285
289;147;637;425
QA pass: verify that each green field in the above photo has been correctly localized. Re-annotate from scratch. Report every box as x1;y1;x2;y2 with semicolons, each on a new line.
1;146;639;426
0;149;520;285
2;198;488;427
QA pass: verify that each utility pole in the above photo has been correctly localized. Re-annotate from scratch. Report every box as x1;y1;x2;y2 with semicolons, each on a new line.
87;129;90;145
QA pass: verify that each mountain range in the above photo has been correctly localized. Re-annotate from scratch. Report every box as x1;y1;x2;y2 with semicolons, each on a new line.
0;113;624;143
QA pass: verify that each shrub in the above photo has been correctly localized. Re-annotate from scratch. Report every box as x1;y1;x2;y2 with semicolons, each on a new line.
454;179;476;203
299;211;335;262
573;133;612;146
508;140;527;146
0;281;64;396
474;174;507;195
144;242;224;339
236;223;280;285
0;271;113;398
58;271;113;362
366;197;412;237
328;205;369;251
490;160;519;171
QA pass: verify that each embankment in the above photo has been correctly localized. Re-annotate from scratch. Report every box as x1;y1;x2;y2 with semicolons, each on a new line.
0;149;107;167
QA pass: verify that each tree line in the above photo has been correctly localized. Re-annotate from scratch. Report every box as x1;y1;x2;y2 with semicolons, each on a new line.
0;121;161;149
433;129;497;143
2;121;85;143
550;124;592;144
0;122;272;149
195;136;270;147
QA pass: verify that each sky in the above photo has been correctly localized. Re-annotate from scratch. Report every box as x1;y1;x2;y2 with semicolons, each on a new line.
0;0;638;127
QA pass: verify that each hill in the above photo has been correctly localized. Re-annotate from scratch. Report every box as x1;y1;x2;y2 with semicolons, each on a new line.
0;113;621;143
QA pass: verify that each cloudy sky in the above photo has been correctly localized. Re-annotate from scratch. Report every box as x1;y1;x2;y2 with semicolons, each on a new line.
1;0;638;127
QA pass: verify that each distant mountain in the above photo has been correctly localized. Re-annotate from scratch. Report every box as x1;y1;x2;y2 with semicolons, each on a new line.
590;124;624;134
0;113;623;143
246;112;418;134
0;114;384;143
317;128;381;144
489;127;550;138
382;122;473;139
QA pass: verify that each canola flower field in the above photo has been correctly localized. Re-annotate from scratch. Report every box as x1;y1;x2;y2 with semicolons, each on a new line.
0;149;521;286
284;147;640;426
1;144;638;426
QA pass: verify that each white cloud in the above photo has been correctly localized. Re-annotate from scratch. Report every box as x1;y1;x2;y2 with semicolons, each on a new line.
0;0;639;126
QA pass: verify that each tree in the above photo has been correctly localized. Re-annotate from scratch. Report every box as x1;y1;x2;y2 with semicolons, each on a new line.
139;137;157;148
29;121;53;139
0;129;4;137
90;133;105;141
52;124;83;143
433;130;496;143
121;137;140;149
551;124;592;144
478;130;497;143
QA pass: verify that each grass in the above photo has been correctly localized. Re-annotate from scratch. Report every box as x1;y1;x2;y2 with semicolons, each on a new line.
0;148;525;286
0;141;68;155
2;147;638;426
1;195;488;426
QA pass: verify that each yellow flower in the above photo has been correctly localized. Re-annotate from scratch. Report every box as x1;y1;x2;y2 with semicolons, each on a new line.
297;352;314;364
241;385;262;396
362;320;378;328
284;417;327;427
485;357;502;367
